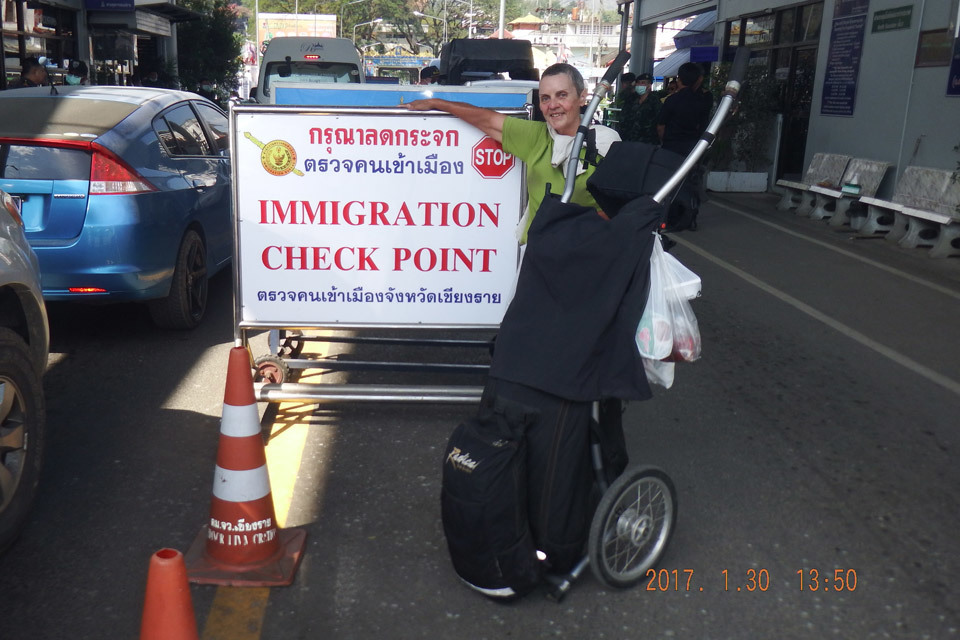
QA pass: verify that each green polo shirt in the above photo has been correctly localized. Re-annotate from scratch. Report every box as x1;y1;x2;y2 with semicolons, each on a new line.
502;117;604;244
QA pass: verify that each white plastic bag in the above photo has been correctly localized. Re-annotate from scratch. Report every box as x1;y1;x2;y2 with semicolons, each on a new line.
635;237;672;360
636;234;702;366
643;358;675;388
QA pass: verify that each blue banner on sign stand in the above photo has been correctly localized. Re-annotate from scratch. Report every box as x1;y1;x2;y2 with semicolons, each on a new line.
274;84;533;109
948;36;960;96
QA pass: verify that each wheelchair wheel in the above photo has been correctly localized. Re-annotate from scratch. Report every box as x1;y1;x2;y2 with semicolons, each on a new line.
588;466;677;588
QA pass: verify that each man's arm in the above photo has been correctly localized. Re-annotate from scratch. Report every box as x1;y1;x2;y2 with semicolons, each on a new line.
403;98;506;142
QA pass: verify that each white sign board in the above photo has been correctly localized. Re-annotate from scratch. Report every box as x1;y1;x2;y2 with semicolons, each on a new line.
232;107;525;328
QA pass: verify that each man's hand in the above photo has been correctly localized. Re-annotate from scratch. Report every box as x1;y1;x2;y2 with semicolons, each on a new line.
403;98;436;111
398;97;506;142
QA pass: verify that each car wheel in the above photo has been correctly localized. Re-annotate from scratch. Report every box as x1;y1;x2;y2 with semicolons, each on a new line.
148;229;208;330
0;327;46;553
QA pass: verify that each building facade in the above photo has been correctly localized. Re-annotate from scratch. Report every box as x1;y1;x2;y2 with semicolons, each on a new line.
2;0;194;89
630;0;960;190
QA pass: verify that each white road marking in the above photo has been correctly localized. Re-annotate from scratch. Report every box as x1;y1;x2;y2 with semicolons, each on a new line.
711;199;960;301
670;233;960;398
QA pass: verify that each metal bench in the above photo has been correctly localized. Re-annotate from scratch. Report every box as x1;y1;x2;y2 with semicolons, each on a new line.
859;166;960;258
806;158;891;226
775;153;852;215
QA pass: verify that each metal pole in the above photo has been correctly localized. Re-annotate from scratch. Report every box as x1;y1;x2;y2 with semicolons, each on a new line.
498;0;505;38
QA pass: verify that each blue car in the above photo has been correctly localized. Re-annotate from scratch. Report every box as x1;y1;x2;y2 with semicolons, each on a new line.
0;86;232;329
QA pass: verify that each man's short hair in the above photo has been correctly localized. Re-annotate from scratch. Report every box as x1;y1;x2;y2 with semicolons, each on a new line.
21;57;43;74
677;62;703;88
541;62;585;96
621;72;636;84
68;59;88;77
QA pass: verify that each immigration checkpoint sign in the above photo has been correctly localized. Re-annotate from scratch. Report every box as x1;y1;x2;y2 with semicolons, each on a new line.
231;107;525;328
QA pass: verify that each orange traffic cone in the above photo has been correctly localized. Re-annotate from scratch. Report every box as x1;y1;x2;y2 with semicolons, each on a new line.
140;548;199;640
184;346;306;586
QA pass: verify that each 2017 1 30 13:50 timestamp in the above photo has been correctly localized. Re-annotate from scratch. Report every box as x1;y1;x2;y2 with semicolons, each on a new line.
643;569;858;592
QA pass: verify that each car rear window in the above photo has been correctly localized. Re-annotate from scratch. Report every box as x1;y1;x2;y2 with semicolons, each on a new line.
0;97;138;139
155;104;211;156
263;61;360;96
0;143;90;180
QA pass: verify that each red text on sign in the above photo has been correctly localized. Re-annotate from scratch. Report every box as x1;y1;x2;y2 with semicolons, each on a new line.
262;246;380;271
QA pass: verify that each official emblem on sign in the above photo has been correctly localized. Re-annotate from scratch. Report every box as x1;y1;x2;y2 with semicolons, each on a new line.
243;132;304;177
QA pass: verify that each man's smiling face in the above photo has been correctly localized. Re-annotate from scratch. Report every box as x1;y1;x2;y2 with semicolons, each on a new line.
539;72;585;137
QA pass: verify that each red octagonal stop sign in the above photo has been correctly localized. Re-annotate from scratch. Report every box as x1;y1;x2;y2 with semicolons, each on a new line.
471;136;515;179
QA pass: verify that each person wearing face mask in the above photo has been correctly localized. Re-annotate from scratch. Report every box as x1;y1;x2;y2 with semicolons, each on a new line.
197;78;218;103
615;72;661;145
63;60;88;86
403;63;620;245
612;72;636;109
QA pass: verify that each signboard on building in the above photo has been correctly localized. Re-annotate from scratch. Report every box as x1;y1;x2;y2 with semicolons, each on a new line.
821;2;869;117
872;6;912;33
85;0;134;10
231;108;524;327
257;13;337;54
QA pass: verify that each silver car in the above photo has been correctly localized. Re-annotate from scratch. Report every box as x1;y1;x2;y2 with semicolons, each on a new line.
0;188;48;552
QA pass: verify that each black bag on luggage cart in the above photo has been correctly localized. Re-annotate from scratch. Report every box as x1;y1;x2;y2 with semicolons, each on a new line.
440;399;541;600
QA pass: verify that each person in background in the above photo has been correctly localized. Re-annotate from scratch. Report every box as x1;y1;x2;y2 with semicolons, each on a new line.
657;63;711;156
7;58;48;89
63;60;88;86
418;66;440;85
142;70;161;87
197;78;218;102
656;62;713;232
661;78;678;102
616;72;661;145
613;72;636;108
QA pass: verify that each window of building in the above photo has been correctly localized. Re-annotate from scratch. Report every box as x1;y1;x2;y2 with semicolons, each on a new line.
723;2;823;69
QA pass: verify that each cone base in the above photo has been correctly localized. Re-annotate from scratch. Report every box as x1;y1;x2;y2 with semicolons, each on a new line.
184;525;307;586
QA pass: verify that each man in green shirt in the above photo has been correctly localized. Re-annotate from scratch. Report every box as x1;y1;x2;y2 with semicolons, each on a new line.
403;63;620;243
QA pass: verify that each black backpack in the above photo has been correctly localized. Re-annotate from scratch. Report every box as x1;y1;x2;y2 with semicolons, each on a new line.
440;399;541;600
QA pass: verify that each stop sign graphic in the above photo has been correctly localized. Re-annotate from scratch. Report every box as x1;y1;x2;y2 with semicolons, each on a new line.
471;136;515;179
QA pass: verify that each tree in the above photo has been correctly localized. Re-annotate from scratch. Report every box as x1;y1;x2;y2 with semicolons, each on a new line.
177;0;245;100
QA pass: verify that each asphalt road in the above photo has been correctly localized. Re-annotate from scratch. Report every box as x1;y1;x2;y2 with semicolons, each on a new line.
1;192;958;639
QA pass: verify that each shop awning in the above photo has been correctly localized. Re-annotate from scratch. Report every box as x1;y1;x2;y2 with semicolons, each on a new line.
673;10;717;49
652;47;689;79
137;0;203;23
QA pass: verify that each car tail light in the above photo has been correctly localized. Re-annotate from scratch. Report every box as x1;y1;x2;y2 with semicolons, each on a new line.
90;144;157;195
303;54;320;60
1;190;24;226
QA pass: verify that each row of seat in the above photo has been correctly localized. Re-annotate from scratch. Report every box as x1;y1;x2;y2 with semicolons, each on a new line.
774;153;960;258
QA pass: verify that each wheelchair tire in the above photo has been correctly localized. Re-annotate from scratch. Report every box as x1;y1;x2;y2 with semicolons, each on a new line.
588;466;677;588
